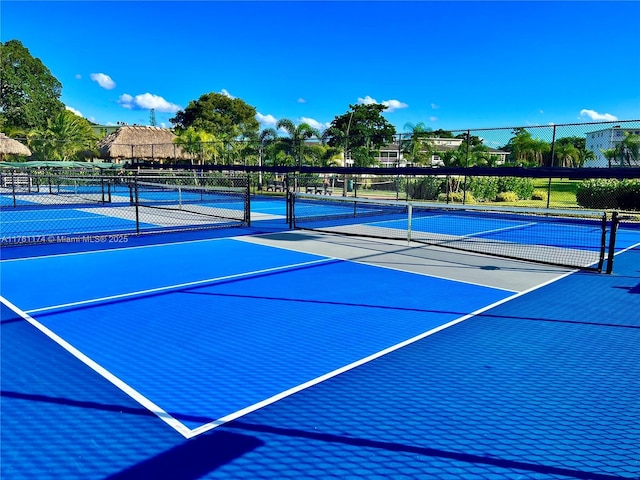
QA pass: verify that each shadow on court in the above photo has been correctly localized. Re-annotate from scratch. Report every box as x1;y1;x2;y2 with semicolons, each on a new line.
105;431;263;480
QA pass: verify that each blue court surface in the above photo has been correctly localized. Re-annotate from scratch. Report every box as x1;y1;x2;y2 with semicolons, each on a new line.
1;196;639;479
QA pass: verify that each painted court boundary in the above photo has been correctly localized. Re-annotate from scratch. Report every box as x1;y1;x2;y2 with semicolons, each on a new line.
0;264;575;440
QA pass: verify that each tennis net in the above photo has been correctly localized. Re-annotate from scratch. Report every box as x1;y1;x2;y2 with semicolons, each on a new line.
292;193;613;271
128;177;250;229
0;173;115;207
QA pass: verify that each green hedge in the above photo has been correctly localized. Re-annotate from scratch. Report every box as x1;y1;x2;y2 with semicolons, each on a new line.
466;176;535;201
576;179;640;210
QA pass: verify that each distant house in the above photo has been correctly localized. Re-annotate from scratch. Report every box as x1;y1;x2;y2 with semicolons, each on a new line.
97;126;191;164
585;126;640;167
341;138;511;168
340;138;465;168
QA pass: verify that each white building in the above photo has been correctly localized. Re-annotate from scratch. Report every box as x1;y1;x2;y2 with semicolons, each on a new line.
585;126;640;167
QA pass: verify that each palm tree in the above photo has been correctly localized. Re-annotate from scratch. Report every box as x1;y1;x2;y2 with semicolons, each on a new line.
508;129;549;166
402;122;433;166
616;132;640;167
531;138;551;166
554;142;580;167
601;148;618;168
275;118;320;168
258;128;277;188
29;110;97;161
578;148;596;167
174;127;220;164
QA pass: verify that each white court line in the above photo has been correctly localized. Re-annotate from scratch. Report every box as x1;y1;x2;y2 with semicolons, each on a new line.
0;295;193;438
25;257;334;314
186;268;575;438
457;221;537;239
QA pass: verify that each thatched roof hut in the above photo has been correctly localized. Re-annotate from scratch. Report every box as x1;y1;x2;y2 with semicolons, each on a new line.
0;133;31;160
97;126;191;163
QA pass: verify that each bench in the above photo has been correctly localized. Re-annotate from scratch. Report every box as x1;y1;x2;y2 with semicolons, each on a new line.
266;181;285;192
305;184;332;195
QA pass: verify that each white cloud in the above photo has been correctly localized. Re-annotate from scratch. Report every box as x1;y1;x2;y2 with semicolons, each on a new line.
297;98;306;104
357;96;408;112
220;89;235;99
65;106;83;117
431;103;439;109
118;94;134;109
580;109;618;122
300;117;329;130
256;112;277;126
429;116;438;122
382;99;408;112
90;73;116;90
358;95;377;105
75;74;82;80
118;93;181;113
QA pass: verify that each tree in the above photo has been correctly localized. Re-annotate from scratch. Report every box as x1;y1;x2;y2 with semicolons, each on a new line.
601;148;618;168
429;128;455;139
616;132;640;167
28;110;97;161
554;142;580;167
323;104;396;159
506;128;550;166
402;122;433;166
173;127;221;164
170;92;260;142
258;127;278;187
1;39;65;131
275;118;320;167
306;143;342;167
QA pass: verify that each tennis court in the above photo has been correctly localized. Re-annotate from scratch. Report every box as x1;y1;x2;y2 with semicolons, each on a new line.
1;189;639;479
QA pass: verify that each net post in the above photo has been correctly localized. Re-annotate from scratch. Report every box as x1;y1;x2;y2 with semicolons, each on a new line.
605;211;619;274
407;203;413;243
10;170;16;207
134;174;140;235
288;191;294;229
245;174;251;227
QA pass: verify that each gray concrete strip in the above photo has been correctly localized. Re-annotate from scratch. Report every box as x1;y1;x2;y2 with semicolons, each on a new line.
235;230;574;293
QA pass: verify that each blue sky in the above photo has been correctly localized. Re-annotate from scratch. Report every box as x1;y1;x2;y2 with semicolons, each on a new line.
2;1;640;134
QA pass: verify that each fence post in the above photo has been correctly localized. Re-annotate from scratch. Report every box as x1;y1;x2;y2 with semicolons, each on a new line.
546;125;557;209
134;173;140;235
606;211;619;274
463;129;470;204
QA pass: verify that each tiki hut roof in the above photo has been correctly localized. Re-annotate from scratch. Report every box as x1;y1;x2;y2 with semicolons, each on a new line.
97;126;190;161
0;133;31;159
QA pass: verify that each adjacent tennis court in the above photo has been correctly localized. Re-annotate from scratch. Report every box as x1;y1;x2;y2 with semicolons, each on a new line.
1;189;639;479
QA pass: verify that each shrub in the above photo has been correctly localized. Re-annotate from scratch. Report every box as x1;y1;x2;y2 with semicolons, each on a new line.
497;177;535;200
495;191;518;202
408;176;446;200
466;176;499;201
617;179;640;210
437;191;475;203
531;190;547;201
467;176;535;201
576;179;619;209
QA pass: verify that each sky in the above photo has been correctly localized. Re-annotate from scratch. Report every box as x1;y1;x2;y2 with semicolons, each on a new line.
2;1;640;135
